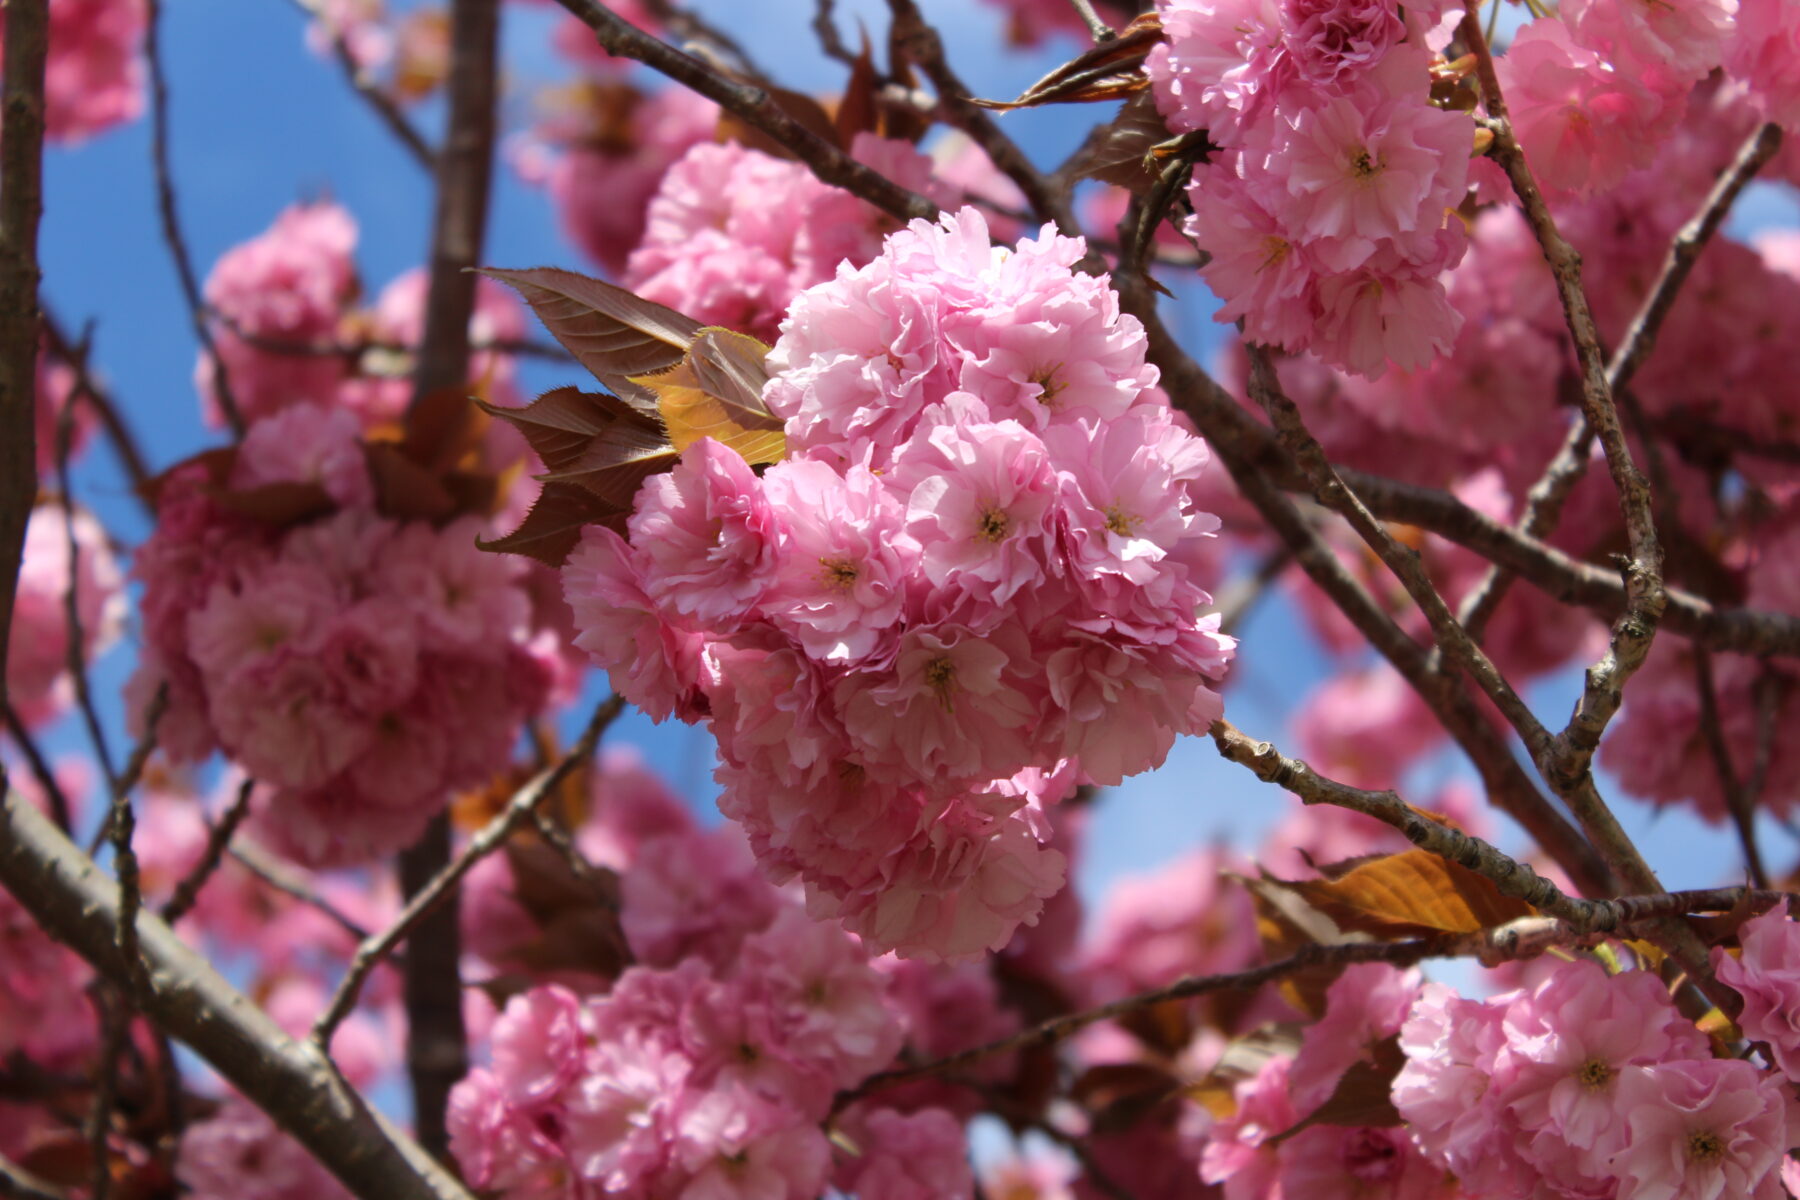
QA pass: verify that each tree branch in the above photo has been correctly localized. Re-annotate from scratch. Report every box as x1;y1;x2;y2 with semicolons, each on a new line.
885;0;1083;238
0;783;475;1200
40;311;155;506
313;696;625;1053
552;0;941;225
393;0;504;1156
0;0;48;718
160;777;256;924
282;0;435;169
1460;14;1665;802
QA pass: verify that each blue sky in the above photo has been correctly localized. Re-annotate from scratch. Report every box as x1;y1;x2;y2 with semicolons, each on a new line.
32;0;1793;960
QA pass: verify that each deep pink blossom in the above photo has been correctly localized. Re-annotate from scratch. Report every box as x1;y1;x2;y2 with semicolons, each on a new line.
1498;18;1685;197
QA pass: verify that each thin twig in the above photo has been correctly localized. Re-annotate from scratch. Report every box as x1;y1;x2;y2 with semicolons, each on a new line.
845;940;1456;1104
2;702;73;832
1446;124;1781;659
1213;547;1291;637
810;0;856;65
160;777;256;924
1462;14;1665;803
1066;0;1117;41
85;991;128;1200
637;0;771;84
227;842;377;943
886;0;1084;240
1125;286;1616;898
107;685;168;1001
312;695;625;1048
39;310;155;505
1694;649;1768;889
145;0;246;436
56;406;119;796
282;0;435;169
0;0;49;725
553;0;941;226
1245;343;1553;762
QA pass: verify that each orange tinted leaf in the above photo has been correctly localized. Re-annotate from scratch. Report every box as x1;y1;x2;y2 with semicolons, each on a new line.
1282;850;1535;938
632;328;786;465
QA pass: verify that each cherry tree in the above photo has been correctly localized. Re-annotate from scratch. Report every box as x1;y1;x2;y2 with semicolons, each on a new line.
2;0;1800;1197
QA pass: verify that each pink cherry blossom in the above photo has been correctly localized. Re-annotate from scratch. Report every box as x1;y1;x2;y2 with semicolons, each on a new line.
833;1106;974;1200
1728;0;1800;128
38;0;146;144
6;504;126;729
628;438;784;628
1713;908;1800;1081
1611;1058;1797;1200
197;200;359;426
1497;18;1685;197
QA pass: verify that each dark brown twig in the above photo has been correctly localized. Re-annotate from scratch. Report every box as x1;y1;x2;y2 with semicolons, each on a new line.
283;0;435;169
809;0;857;65
886;0;1084;239
1694;649;1768;889
313;696;625;1051
1462;14;1664;807
145;0;246;437
160;777;257;924
2;702;72;832
0;786;476;1200
0;0;49;721
39;311;154;505
393;0;504;1156
227;842;377;943
553;0;941;226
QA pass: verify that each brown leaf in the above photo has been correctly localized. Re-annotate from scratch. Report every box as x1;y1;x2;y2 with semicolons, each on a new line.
632;328;786;464
1281;850;1535;939
973;12;1163;109
835;32;882;148
1073;1063;1184;1136
209;480;337;526
141;445;237;510
481;385;679;513
478;266;702;406
366;442;458;523
402;384;485;473
476;481;623;566
1238;872;1363;1018
1272;1035;1406;1143
1066;91;1173;194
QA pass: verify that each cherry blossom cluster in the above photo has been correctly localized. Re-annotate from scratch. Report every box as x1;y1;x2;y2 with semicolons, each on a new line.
1148;0;1473;377
3;0;148;145
6;503;125;730
1395;947;1799;1200
197;199;532;431
562;206;1233;960
450;802;982;1199
625;135;1024;344
128;403;557;866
